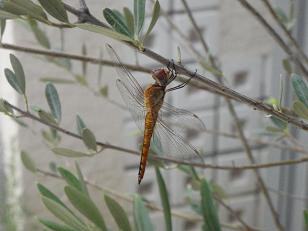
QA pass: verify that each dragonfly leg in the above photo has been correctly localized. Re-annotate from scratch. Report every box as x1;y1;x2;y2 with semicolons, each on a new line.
166;69;197;92
167;59;178;84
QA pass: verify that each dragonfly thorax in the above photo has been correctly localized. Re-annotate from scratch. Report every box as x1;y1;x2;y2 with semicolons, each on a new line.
152;68;171;87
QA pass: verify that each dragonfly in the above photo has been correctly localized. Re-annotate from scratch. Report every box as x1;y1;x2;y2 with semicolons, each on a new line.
107;45;205;184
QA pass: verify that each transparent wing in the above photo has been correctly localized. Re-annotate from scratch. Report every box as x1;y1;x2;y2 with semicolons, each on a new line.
106;44;144;104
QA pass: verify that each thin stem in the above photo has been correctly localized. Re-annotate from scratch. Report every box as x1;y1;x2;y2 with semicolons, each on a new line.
181;1;285;229
235;0;308;78
0;43;151;74
6;102;308;171
261;0;308;66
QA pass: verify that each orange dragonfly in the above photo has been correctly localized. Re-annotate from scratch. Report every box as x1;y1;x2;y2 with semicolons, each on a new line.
107;45;205;184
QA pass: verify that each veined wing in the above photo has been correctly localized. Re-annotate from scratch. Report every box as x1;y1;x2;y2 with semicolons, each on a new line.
106;44;144;104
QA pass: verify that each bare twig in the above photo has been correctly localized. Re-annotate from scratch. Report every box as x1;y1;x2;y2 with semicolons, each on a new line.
6;103;308;171
0;43;151;74
235;0;308;78
181;1;285;229
261;0;308;66
51;3;308;131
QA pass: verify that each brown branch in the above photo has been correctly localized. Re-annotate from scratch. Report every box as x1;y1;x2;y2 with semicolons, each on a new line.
181;1;285;230
0;43;151;74
235;0;308;78
13;2;303;131
6;103;308;171
261;0;308;66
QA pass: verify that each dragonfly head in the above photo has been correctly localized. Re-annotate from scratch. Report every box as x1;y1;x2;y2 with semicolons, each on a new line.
152;68;170;86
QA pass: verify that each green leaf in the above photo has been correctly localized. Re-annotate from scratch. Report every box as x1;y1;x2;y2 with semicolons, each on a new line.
10;53;26;91
293;100;308;120
0;0;48;21
104;194;132;231
38;0;68;22
82;128;97;152
155;167;172;231
58;167;82;192
76;115;87;136
75;23;134;43
37;184;74;214
134;0;146;36
292;73;308;107
64;186;107;231
133;195;154;231
45;83;62;122
21;151;36;173
41;196;87;231
282;59;292;74
0;19;6;40
52;147;90;158
270;116;287;130
4;68;24;94
99;86;108;97
39;218;76;231
38;109;58;125
274;7;288;25
123;7;134;37
0;10;18;19
28;19;50;48
200;179;221;231
266;126;284;133
304;210;308;230
40;77;75;84
144;0;160;39
75;162;89;197
0;99;14;115
47;57;72;71
103;8;130;37
74;74;88;86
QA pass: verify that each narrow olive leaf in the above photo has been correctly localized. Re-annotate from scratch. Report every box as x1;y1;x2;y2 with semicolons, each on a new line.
38;0;68;22
75;23;134;43
21;151;36;173
0;19;6;40
40;77;75;84
99;86;108;97
38;218;76;231
64;186;107;231
123;7;134;37
133;195;154;231
82;128;97;152
293;101;308;120
45;83;62;122
0;0;48;21
155;167;172;231
134;0;146;36
58;167;82;192
38;110;58;125
76;115;87;136
282;59;292;74
292;73;308;107
144;0;160;39
52;147;90;158
41;196;87;231
28;19;50;48
266;126;284;133
104;194;132;231
200;179;221;231
304;210;308;230
274;7;288;25
37;183;76;216
10;54;26;93
0;10;18;19
74;75;88;86
103;8;130;37
0;99;14;115
75;162;89;197
270;116;287;130
4;68;24;94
